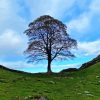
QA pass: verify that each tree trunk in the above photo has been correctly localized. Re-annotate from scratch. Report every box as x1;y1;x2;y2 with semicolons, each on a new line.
47;59;52;73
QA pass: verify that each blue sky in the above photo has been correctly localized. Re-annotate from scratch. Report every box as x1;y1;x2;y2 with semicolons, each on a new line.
0;0;100;73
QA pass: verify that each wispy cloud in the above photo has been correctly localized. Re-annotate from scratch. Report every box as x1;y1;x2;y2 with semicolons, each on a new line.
0;29;27;57
90;0;100;13
67;0;100;34
67;12;91;33
0;0;27;33
26;0;76;20
0;60;46;69
77;40;100;56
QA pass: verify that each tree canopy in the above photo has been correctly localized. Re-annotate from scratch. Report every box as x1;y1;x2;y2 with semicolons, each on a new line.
24;15;77;73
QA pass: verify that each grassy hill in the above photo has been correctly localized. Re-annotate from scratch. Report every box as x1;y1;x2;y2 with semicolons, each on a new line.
0;62;100;100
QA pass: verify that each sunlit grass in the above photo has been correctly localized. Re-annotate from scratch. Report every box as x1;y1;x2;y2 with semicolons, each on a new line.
0;63;100;100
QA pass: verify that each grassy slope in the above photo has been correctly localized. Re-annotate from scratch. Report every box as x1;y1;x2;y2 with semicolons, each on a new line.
0;62;100;100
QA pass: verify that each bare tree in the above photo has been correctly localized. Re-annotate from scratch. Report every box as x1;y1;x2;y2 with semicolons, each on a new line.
24;15;77;73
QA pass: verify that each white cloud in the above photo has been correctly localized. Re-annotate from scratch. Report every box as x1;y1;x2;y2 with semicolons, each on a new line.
26;0;76;20
0;0;11;21
67;13;91;33
89;0;100;13
0;29;27;56
0;61;33;69
0;0;28;59
67;0;100;34
0;0;27;33
77;40;100;56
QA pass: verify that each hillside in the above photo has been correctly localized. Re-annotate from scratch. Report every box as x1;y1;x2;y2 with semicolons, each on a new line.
60;55;100;73
0;61;100;99
79;55;100;70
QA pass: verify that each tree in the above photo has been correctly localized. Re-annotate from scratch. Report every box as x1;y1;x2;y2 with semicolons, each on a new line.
24;15;77;73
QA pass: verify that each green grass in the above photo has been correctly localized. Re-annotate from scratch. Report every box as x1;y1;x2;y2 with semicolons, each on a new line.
0;62;100;100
